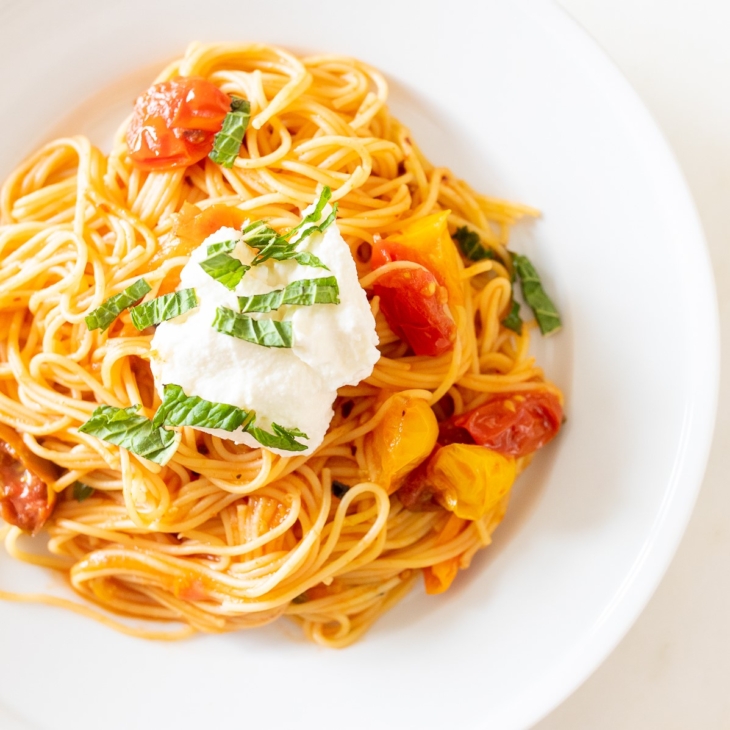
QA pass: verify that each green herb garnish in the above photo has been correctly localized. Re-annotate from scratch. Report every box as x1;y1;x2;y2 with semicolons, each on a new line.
206;240;237;256
286;186;337;244
153;383;306;452
209;96;251;168
243;187;336;269
501;299;523;334
452;226;495;262
85;279;151;332
78;404;179;465
237;276;339;314
247;423;308;452
200;253;249;290
129;289;198;330
212;306;293;348
512;253;562;336
152;384;254;432
72;482;94;502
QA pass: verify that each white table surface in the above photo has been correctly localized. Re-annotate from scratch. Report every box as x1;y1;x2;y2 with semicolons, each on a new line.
537;1;730;727
0;3;726;729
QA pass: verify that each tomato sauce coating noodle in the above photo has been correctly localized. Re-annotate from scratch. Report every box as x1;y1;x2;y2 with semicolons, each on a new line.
0;42;562;647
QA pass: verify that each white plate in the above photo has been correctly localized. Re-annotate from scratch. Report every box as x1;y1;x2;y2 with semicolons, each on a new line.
0;1;718;729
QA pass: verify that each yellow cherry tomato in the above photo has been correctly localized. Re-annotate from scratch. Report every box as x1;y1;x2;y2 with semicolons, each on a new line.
367;394;439;494
429;443;516;521
383;210;464;307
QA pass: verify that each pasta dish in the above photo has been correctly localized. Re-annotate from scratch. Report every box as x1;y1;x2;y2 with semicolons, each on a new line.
0;42;563;647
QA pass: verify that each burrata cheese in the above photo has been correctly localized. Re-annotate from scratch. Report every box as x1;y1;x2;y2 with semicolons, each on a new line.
150;202;379;456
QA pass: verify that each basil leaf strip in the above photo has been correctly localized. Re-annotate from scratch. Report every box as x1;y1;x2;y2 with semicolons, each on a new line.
199;252;249;290
130;289;198;330
209;96;251;168
153;384;307;452
243;187;335;269
452;226;495;262
206;239;237;256
237;276;340;313
501;299;523;334
85;279;151;332
78;404;179;465
212;306;293;348
248;422;308;452
512;253;562;336
289;252;329;270
287;186;333;241
153;384;254;432
72;482;94;502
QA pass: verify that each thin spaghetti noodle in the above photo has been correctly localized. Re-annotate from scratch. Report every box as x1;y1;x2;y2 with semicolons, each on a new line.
0;42;561;647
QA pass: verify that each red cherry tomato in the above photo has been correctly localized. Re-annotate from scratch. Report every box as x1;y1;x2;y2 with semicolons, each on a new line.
372;241;456;357
0;424;57;535
126;77;231;170
439;392;563;457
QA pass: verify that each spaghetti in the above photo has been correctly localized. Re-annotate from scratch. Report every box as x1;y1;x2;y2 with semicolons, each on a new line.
0;42;562;647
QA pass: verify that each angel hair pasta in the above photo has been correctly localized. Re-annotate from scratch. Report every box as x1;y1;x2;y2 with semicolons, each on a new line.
0;42;563;647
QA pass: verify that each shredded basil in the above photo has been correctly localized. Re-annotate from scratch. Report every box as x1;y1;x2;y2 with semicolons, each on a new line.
212;306;293;348
72;482;94;502
206;240;237;256
152;384;254;432
243;187;335;269
153;383;306;452
452;226;496;262
501;299;523;334
237;276;339;314
209;96;251;168
240;220;281;251
247;422;308;452
512;253;562;336
85;279;151;332
286;186;334;242
130;289;198;330
199;252;249;290
78;404;179;465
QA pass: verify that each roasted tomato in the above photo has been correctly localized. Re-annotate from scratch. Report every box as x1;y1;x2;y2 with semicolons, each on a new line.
422;513;467;595
440;392;563;457
152;202;250;293
0;424;58;535
372;210;463;357
399;443;515;521
373;267;455;357
126;77;231;170
366;394;438;494
372;210;463;306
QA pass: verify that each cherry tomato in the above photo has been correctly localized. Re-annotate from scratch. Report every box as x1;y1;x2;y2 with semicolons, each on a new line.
0;424;57;535
398;443;516;521
366;394;439;494
439;392;563;457
372;211;463;306
126;77;231;170
373;265;455;356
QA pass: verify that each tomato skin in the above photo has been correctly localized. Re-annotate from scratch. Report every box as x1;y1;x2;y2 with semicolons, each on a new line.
366;394;439;494
373;267;455;356
374;211;463;307
127;77;231;170
440;392;563;457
